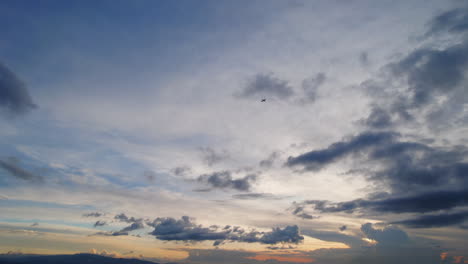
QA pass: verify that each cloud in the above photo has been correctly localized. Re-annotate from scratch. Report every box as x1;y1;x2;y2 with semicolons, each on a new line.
286;131;468;194
308;242;441;264
83;212;103;217
295;212;316;220
424;7;468;37
259;152;279;168
361;223;408;246
148;216;230;242
361;105;392;129
297;189;468;215
300;73;326;103
292;188;468;229
286;131;396;171
0;62;37;117
301;229;364;248
246;254;315;263
147;216;304;245
93;220;107;227
392;211;468;228
359;52;370;67
92;231;129;236
231;193;287;200
171;166;191;176
0;157;43;182
236;73;294;100
360;7;468;130
143;170;156;182
120;221;145;232
114;213;141;223
199;147;230;166
258;225;304;244
89;249;123;258
92;213;145;235
113;213;145;232
389;42;468;108
291;206;317;220
197;171;257;191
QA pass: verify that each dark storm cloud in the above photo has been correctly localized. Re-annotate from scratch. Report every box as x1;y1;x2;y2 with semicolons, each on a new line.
367;190;468;213
300;73;326;103
197;171;257;191
297;189;468;215
236;73;294;100
147;216;304;245
93;220;107;227
287;131;468;193
392;211;468;228
199;147;229;166
286;131;396;171
0;157;43;182
0;62;37;116
83;212;103;217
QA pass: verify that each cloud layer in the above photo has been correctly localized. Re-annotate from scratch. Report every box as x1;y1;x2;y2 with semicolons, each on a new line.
0;62;37;117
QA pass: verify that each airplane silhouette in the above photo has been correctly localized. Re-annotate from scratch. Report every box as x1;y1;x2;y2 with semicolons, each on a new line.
261;99;266;102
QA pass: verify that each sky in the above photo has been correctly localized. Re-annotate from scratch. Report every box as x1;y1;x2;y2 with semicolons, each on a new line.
1;0;468;263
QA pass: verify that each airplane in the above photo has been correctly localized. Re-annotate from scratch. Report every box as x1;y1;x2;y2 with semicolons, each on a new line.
261;99;266;102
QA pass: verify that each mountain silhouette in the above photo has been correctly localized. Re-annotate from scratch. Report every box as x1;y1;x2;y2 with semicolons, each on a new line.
0;253;159;264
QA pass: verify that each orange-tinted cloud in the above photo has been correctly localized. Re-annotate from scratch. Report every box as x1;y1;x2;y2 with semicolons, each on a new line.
246;254;315;263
